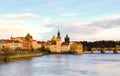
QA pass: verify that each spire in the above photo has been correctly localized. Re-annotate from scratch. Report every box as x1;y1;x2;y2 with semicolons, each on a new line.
57;29;61;38
66;34;69;38
65;34;70;43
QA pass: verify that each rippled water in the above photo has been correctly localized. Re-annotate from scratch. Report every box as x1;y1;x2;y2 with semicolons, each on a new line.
0;53;120;76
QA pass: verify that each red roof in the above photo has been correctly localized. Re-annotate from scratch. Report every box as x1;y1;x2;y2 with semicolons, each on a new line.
72;42;82;45
44;42;51;45
51;41;56;45
5;40;20;43
61;42;69;46
32;40;36;42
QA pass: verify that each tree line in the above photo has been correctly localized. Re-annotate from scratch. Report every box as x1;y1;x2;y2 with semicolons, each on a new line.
80;40;120;51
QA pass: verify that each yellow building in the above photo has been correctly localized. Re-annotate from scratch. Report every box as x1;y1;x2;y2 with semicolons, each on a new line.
56;30;62;53
61;42;70;52
11;33;41;51
70;42;83;54
32;40;41;50
50;41;57;52
0;39;22;52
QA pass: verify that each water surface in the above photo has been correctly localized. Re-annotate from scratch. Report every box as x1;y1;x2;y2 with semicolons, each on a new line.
0;54;120;76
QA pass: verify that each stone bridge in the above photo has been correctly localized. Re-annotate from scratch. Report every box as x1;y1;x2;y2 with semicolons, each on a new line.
91;47;120;53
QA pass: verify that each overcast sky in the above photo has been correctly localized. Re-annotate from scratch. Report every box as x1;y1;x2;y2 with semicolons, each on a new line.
0;0;120;41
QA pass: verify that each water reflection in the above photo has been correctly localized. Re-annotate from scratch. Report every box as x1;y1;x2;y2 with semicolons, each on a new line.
93;50;120;54
0;54;120;76
0;57;32;64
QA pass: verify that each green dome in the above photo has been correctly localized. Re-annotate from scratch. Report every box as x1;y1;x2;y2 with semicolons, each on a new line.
51;35;56;41
26;33;32;38
0;40;2;43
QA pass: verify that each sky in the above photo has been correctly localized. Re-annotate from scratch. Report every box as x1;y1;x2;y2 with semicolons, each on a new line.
0;0;120;41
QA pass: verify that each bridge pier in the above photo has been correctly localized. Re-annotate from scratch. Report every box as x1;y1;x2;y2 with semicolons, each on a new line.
101;50;105;53
113;50;118;53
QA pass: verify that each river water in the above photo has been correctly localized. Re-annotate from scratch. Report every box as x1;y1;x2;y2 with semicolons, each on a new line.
0;53;120;76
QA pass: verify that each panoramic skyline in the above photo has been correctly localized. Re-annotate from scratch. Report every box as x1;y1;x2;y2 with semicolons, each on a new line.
0;0;120;41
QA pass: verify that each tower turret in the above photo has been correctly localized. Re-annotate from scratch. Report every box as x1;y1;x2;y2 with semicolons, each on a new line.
57;30;61;38
56;30;61;53
65;34;70;43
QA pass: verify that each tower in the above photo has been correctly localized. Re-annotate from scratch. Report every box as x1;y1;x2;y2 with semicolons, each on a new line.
25;33;32;40
56;30;61;53
57;30;61;38
65;34;70;43
23;33;33;51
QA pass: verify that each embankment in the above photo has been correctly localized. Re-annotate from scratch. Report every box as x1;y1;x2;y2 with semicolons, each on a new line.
9;53;45;59
0;52;46;63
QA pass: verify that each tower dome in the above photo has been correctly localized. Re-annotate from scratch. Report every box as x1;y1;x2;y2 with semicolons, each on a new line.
26;33;32;38
51;35;56;41
65;34;70;43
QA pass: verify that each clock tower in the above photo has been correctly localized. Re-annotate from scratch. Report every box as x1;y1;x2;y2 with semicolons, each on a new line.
56;30;61;53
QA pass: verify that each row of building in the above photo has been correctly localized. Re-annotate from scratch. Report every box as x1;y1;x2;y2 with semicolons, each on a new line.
43;30;83;54
0;33;41;52
0;30;83;54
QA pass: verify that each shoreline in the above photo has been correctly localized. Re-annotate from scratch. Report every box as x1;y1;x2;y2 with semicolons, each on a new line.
0;51;92;63
0;52;47;63
9;53;45;59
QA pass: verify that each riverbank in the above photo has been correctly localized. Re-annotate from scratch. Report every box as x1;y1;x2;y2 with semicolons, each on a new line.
0;51;92;63
0;52;47;63
9;53;46;59
83;51;92;54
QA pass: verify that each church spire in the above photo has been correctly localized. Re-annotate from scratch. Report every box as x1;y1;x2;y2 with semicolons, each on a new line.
57;29;61;38
65;34;70;43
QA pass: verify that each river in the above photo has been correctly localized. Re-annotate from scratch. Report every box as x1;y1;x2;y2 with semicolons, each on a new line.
0;53;120;76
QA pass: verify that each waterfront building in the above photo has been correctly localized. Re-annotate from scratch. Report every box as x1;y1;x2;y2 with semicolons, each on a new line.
70;42;83;54
44;30;83;54
0;40;5;51
22;33;33;51
0;31;83;54
32;40;41;50
10;33;41;51
5;40;21;50
61;42;70;52
0;39;21;51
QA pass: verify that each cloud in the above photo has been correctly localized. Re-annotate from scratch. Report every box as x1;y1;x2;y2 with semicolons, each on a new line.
90;18;120;29
4;13;39;19
44;18;120;41
91;14;120;22
0;20;42;40
1;14;120;41
46;21;102;34
60;13;77;16
46;2;53;7
8;0;14;3
0;20;29;38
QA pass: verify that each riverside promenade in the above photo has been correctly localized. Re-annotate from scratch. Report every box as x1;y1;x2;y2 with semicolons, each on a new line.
0;52;46;63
